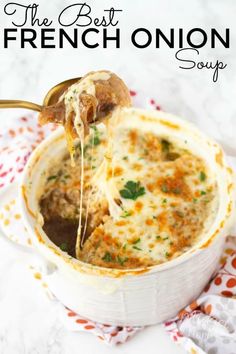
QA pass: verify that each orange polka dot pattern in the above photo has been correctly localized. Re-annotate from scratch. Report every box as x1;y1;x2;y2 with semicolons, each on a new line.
61;308;141;345
0;114;57;189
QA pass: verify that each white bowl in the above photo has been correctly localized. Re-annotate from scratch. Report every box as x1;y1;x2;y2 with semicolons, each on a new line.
19;108;235;326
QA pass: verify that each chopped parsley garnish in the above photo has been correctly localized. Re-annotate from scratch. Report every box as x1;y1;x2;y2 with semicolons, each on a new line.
92;136;100;146
133;238;141;244
161;183;169;193
102;252;112;262
47;175;58;182
90;125;101;146
121;210;131;218
165;251;170;258
161;182;181;195
200;190;206;195
60;243;68;252
163;236;169;240
199;171;207;182
133;245;142;251
193;198;198;203
117;256;128;266
162;198;167;204
120;181;145;200
156;235;161;240
123;156;128;161
90;125;97;130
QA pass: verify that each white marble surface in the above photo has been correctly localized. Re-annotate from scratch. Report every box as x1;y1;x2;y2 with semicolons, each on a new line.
0;0;235;353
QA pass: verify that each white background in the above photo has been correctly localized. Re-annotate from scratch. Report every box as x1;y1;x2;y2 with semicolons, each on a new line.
0;0;235;353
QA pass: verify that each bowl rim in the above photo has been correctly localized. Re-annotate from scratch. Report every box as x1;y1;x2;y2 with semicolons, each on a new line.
19;108;235;277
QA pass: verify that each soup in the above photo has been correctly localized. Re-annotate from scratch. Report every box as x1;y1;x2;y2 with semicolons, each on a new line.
39;112;219;269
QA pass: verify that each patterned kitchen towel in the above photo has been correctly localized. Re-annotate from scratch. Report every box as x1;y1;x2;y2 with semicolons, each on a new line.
165;237;236;354
0;94;235;352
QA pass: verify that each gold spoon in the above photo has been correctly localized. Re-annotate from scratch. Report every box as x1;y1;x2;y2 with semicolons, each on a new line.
0;77;81;112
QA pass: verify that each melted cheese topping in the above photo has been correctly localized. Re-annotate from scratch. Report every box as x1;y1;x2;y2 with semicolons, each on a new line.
60;71;111;251
79;121;218;268
40;113;219;269
63;71;111;143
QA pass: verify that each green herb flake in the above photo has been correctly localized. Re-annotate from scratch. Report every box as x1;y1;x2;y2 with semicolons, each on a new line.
162;198;167;204
47;175;58;182
102;252;112;262
165;251;170;258
200;190;207;196
156;235;161;240
60;243;68;252
163;236;169;240
161;183;169;193
123;156;128;161
133;238;141;244
193;198;198;203
133;245;142;251
63;174;70;179
199;171;207;182
117;256;128;266
89;126;101;146
92;136;100;146
120;181;145;200
121;210;131;218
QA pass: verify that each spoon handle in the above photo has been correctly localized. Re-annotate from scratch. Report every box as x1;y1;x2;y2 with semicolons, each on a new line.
0;100;42;112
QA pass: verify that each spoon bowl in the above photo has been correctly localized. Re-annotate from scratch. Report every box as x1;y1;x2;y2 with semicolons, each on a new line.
43;77;80;106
